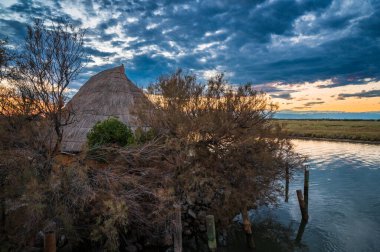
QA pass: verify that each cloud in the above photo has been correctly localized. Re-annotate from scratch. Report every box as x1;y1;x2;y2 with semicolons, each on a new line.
271;92;292;100
0;0;379;93
84;47;117;58
0;19;27;41
292;106;308;110
304;101;325;106
337;89;380;100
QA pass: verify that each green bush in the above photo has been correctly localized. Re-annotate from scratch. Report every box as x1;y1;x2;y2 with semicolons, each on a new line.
87;117;133;148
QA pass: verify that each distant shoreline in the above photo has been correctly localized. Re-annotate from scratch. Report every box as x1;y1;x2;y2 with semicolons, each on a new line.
274;111;380;121
274;118;380;121
275;119;380;144
290;136;380;145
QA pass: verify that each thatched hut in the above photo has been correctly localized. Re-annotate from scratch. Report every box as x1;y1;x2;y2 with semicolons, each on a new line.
61;65;149;152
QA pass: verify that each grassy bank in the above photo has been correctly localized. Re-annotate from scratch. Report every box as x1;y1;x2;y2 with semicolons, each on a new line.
276;119;380;142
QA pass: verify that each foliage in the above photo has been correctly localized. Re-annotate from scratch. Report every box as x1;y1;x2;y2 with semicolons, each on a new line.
0;118;175;250
0;119;55;249
87;117;134;148
90;200;128;251
1;67;305;250
138;70;305;230
133;127;156;144
1;22;87;247
0;20;172;251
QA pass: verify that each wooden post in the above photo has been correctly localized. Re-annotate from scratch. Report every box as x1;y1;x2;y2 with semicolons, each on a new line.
44;231;56;252
295;219;307;244
296;190;308;221
304;169;309;212
173;204;182;252
206;215;217;251
241;206;255;249
285;163;289;202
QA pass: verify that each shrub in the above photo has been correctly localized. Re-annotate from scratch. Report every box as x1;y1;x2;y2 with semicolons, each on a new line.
132;127;156;144
139;70;305;231
87;117;133;148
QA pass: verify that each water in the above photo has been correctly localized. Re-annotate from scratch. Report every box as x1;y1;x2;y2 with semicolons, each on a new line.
272;139;380;252
184;139;380;251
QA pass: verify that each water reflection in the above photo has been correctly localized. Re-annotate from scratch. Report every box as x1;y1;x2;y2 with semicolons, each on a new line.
292;140;380;169
184;140;380;251
280;140;380;251
183;218;300;252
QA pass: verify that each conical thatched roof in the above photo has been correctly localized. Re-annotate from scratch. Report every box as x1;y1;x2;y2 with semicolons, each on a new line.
61;65;149;152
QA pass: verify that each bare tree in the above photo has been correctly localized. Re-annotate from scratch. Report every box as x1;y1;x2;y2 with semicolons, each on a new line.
0;38;13;82
15;19;86;152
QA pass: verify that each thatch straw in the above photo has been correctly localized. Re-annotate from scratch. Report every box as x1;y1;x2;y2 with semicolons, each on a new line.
61;65;149;152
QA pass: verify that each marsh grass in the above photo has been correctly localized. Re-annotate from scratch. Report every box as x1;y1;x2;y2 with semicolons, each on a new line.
277;119;380;142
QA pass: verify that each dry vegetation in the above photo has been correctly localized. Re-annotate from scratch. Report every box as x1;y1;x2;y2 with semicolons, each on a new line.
0;120;177;250
0;20;305;251
138;71;305;235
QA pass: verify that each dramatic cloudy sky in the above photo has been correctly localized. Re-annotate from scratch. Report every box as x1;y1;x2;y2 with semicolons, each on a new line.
1;0;380;112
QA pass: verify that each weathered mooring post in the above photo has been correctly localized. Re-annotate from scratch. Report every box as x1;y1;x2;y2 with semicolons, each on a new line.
295;168;310;243
241;206;255;249
285;163;290;202
206;215;217;251
173;204;182;252
295;219;307;243
296;190;308;221
44;231;56;252
304;168;309;212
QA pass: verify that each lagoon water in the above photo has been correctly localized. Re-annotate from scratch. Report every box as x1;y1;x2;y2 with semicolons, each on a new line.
185;139;380;252
273;139;380;252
